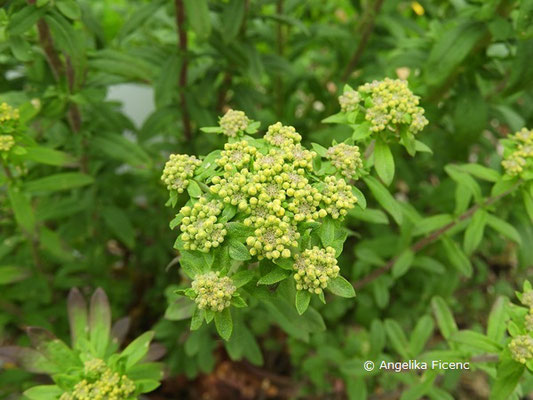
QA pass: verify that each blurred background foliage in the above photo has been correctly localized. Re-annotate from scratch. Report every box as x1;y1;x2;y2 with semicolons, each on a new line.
1;0;533;398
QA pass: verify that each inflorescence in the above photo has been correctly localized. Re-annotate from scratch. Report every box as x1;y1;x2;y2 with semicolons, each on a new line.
339;79;428;135
293;246;340;294
219;109;250;137
509;287;533;364
326;143;363;179
191;272;236;312
161;154;202;193
501;128;533;178
0;135;15;152
59;359;135;400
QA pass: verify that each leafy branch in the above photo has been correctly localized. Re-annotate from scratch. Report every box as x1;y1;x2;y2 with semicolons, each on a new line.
354;182;521;290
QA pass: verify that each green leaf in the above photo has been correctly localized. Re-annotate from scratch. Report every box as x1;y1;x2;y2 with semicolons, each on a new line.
184;0;211;40
23;385;63;400
457;163;500;182
348;207;388;224
190;308;203;331
351;186;367;209
391;249;414;278
319;218;335;247
414;140;433;154
165;298;195;321
463;209;487;255
0;266;29;285
92;132;151;167
101;206;135;249
352;122;371;141
7;6;45;36
187;180;202;198
89;288;111;358
328;276;355;298
322;112;348;124
56;0;81;19
295;290;311;315
214;308;233;340
228;240;251;261
120;331;154;369
489;359;524;400
155;54;180;107
231;270;254;287
374;139;395;186
311;143;328;157
119;0;163;39
257;267;291;285
445;165;482;201
221;0;245;41
486;214;522;245
384;319;410;359
442;236;472;277
8;187;35;233
23;147;76;166
412;214;453;236
487;297;508;342
67;288;88;349
363;176;403;225
25;173;94;193
409;315;434;356
431;296;458;340
523;190;533;222
450;330;501;352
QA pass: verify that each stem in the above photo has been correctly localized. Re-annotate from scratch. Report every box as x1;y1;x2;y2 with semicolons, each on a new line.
174;0;193;147
1;158;13;181
354;182;521;290
342;0;385;82
275;0;284;118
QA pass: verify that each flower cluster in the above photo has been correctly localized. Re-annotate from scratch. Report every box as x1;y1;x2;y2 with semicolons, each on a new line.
0;134;15;152
246;215;299;260
509;286;533;364
338;88;361;113
217;140;257;171
219;109;250;137
59;359;135;400
264;122;302;149
293;246;340;294
161;154;202;193
322;176;358;219
180;197;227;252
326;143;363;179
191;272;236;312
356;78;428;134
501;128;533;178
0;102;20;131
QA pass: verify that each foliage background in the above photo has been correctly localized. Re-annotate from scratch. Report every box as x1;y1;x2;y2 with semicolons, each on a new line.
1;0;533;398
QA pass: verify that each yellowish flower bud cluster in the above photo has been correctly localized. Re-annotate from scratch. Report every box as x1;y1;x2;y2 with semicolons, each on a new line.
59;359;135;400
359;78;428;134
509;335;533;364
0;135;15;152
216;140;257;171
180;197;227;252
219;109;250;137
285;144;316;169
246;215;299;260
264;122;302;149
287;185;325;222
0;102;20;124
191;271;236;311
326;143;363;179
322;176;357;219
161;154;202;193
338;89;361;113
293;246;339;294
211;172;251;211
501;128;533;178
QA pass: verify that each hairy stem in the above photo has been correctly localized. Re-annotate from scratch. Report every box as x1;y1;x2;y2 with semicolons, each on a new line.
354;182;521;290
342;0;385;82
174;0;193;147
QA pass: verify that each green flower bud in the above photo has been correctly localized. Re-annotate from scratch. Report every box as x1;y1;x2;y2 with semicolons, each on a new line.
0;135;15;152
293;246;339;294
326;143;363;179
338;89;361;113
321;176;357;219
191;271;236;312
219;109;250;137
264;122;301;149
509;335;533;364
246;216;299;260
161;154;202;193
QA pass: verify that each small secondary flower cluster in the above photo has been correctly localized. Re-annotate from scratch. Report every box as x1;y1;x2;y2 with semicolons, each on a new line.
161;154;202;193
293;246;340;294
59;359;135;400
219;109;251;137
339;79;428;135
501;128;533;178
509;287;533;364
0;102;20;152
191;271;236;312
164;111;359;262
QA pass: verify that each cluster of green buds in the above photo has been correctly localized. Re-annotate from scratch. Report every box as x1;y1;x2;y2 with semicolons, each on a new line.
161;154;202;193
509;283;533;365
359;78;428;134
219;109;251;137
60;359;135;400
180;197;227;252
501;128;533;179
338;89;361;113
0;134;15;152
322;176;358;219
293;246;340;294
326;143;363;179
0;102;20;153
191;271;236;312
